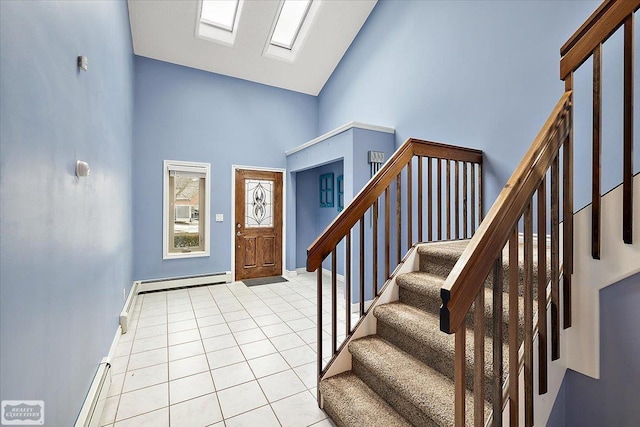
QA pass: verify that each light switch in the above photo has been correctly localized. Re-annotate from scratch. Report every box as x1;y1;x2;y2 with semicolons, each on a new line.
215;214;224;222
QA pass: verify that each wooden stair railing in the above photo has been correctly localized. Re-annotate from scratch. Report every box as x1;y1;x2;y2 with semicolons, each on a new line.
306;138;483;400
440;91;572;427
441;1;638;426
560;0;638;259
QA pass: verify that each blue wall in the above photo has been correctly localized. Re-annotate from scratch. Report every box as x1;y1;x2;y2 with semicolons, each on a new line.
132;57;317;281
318;0;606;211
548;273;640;426
295;161;344;269
0;1;134;425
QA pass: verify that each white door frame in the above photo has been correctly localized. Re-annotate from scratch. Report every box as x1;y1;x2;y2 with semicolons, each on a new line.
231;165;287;282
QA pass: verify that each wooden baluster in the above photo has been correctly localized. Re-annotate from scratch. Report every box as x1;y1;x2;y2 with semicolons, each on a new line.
537;178;548;395
455;160;460;240
345;231;351;335
524;203;534;427
385;187;390;280
418;156;424;242
551;154;560;360
455;329;466;426
592;43;602;259
471;163;477;235
508;229;519;424
331;249;337;356
397;174;402;263
407;160;413;251
478;162;483;222
463;162;468;239
492;255;503;427
438;159;443;240
316;267;323;403
373;200;379;296
475;283;485;426
360;217;365;317
447;160;451;240
428;157;433;241
623;14;634;244
563;74;574;329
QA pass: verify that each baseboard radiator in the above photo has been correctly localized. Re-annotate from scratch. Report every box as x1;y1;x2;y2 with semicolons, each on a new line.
74;358;111;427
119;271;231;333
119;281;139;334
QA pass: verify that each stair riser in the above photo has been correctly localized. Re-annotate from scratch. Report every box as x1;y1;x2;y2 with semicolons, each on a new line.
322;398;349;427
419;253;546;299
419;251;461;278
377;321;499;405
352;359;440;427
398;285;527;344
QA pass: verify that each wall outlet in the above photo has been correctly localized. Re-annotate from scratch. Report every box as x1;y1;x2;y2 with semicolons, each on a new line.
215;214;223;222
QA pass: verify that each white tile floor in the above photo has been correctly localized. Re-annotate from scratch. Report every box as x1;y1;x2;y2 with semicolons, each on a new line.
100;273;348;427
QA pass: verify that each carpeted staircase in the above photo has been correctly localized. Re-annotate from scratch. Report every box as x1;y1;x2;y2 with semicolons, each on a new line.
319;239;544;426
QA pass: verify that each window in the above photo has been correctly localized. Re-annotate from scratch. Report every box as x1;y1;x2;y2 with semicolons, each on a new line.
200;0;239;32
197;0;244;46
163;160;211;259
270;0;312;50
319;173;334;208
336;175;344;212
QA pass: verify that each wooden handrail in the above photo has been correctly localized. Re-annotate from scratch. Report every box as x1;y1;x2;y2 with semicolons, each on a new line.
560;0;640;79
306;138;482;272
440;92;572;334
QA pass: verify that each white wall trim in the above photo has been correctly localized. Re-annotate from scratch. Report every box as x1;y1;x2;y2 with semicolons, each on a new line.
119;281;140;334
162;160;211;260
231;165;287;282
322;268;345;283
285;121;395;156
319;244;421;384
567;173;640;379
137;272;231;293
106;326;122;361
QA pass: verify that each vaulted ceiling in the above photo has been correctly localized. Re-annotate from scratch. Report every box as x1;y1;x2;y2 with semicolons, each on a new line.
127;0;377;95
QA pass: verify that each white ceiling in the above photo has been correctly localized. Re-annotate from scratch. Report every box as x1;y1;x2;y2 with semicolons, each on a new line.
127;0;377;96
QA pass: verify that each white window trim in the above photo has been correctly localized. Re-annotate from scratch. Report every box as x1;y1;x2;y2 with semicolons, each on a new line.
263;0;321;63
163;160;211;259
195;0;245;47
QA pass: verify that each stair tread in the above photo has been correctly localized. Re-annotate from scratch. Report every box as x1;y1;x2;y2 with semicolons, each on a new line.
320;372;412;427
349;335;490;425
417;240;470;277
396;270;536;326
374;302;507;386
396;271;444;295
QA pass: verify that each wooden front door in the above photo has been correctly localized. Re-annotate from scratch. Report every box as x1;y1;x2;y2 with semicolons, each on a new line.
234;169;283;281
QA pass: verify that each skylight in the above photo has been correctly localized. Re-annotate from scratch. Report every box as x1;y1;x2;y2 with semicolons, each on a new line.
270;0;312;50
200;0;240;32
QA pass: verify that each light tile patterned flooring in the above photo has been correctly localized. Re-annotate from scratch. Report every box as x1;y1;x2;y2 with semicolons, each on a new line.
100;273;349;427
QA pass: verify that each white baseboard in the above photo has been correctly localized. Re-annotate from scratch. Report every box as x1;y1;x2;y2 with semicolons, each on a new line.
322;268;345;282
107;326;122;360
284;270;298;278
74;358;111;427
120;272;232;333
119;282;139;334
137;271;232;293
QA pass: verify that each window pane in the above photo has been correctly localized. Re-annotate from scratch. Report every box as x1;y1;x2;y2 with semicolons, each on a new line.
245;179;273;228
201;0;239;32
172;175;203;252
270;0;311;49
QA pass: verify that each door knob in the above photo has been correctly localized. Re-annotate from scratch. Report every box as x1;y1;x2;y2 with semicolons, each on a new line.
236;231;242;236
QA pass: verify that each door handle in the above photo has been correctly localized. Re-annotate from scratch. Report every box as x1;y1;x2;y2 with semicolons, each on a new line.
236;231;242;236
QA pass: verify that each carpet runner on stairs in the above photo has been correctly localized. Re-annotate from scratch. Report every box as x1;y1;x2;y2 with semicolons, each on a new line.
319;239;546;426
